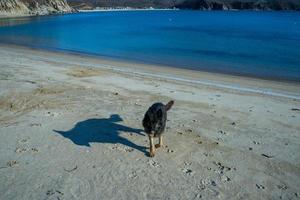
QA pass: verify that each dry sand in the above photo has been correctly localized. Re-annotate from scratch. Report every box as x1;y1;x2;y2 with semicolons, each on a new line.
0;45;300;199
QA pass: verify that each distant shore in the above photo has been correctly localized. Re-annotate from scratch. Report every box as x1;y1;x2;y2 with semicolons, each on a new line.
1;6;299;19
78;8;177;12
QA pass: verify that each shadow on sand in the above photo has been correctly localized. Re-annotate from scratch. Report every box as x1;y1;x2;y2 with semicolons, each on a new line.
53;114;147;154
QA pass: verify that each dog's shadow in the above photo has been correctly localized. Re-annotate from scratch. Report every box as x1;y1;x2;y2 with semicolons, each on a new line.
53;114;147;154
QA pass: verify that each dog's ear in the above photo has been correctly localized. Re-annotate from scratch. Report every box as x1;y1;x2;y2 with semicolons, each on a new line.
165;100;174;111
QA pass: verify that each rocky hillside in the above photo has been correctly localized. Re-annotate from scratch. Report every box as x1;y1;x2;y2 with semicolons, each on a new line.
67;0;300;10
0;0;73;17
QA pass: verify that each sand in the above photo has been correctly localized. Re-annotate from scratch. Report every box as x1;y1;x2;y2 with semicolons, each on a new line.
0;45;299;199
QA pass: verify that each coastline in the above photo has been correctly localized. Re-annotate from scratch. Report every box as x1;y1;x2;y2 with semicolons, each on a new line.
1;7;299;19
1;44;299;100
0;44;299;199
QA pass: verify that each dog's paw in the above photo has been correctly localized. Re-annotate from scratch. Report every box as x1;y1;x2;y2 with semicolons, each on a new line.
149;151;155;157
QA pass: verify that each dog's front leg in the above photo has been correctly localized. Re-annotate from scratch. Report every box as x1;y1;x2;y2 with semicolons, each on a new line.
149;134;155;157
155;135;163;148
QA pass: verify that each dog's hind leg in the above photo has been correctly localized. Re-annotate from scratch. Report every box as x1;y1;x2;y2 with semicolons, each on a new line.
149;135;155;157
155;135;163;148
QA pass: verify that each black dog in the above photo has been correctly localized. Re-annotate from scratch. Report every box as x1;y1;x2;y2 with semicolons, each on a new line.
142;100;174;157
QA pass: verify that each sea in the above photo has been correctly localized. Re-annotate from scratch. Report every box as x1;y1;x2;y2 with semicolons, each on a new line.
0;10;300;82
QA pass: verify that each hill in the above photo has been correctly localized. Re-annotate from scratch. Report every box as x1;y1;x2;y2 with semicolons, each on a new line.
0;0;73;17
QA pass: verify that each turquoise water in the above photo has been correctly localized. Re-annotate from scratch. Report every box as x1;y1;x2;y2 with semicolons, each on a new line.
0;10;300;81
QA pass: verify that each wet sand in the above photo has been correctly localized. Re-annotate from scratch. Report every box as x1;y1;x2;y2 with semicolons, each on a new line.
0;45;299;199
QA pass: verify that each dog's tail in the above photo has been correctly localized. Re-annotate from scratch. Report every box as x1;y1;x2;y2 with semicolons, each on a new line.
165;100;174;111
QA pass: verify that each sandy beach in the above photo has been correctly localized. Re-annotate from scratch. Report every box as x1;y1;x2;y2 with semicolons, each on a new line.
0;45;299;199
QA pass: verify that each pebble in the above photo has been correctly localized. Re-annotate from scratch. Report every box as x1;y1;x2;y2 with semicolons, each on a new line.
182;168;193;175
261;153;274;158
7;160;18;167
211;180;217;186
125;148;134;152
197;183;206;190
167;149;174;153
218;130;226;135
148;160;160;168
20;139;27;143
184;161;192;166
277;184;287;190
221;175;231;182
256;184;265;189
186;129;193;133
15;148;27;153
46;189;55;196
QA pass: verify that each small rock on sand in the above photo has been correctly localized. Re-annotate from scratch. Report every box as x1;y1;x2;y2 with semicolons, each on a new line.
182;168;193;175
256;184;265;189
277;184;288;190
218;130;226;135
7;160;18;167
148;160;160;168
291;108;300;111
221;175;231;182
211;180;217;186
15;148;27;153
31;148;38;153
261;153;274;158
167;149;174;153
186;128;193;133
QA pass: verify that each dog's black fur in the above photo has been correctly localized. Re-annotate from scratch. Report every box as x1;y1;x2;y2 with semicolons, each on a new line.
142;100;174;137
143;100;174;157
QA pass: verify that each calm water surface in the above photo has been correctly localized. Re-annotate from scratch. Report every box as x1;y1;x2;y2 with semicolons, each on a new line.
0;11;300;81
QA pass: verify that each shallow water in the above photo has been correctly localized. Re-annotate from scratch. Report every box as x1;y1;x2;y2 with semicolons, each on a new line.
0;10;300;81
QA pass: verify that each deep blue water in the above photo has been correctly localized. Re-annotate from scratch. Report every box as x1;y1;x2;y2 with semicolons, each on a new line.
1;10;300;81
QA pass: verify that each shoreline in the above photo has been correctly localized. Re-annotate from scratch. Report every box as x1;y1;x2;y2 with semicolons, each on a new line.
1;44;299;100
